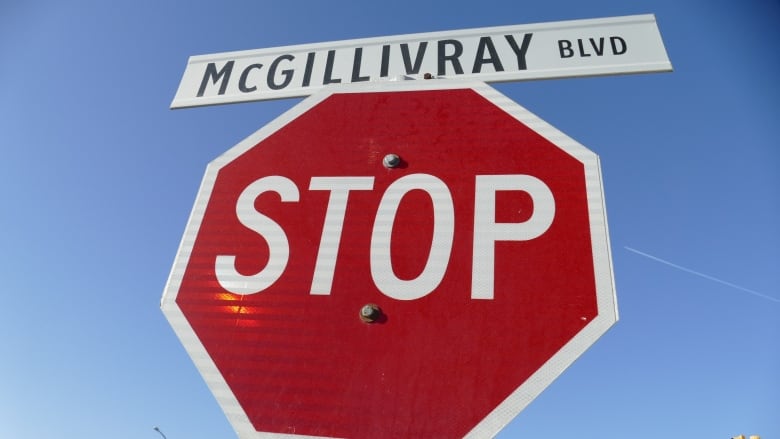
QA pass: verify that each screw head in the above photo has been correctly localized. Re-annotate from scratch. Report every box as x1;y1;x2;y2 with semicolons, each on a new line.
383;153;401;168
360;304;381;323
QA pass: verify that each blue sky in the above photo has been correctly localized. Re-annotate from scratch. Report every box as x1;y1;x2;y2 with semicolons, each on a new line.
1;1;777;438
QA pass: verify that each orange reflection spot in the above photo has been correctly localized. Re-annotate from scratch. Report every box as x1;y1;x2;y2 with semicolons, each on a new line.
215;292;241;302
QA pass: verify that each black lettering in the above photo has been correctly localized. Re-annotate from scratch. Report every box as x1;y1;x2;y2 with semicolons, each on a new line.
197;61;234;97
323;50;341;84
577;39;590;57
351;47;370;82
400;42;428;74
505;33;533;69
302;52;315;87
437;39;464;76
472;37;504;73
380;45;391;77
590;38;605;56
267;54;294;90
238;63;263;93
610;36;627;55
558;40;574;58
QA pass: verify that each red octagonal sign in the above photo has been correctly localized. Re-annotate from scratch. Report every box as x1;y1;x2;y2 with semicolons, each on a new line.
162;80;617;439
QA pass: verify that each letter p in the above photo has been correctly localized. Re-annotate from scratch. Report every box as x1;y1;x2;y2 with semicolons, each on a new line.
472;175;555;299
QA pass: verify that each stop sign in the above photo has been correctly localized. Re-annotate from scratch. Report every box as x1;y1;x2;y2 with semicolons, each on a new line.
162;80;617;438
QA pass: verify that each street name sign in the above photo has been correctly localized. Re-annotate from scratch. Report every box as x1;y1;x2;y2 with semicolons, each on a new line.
171;14;670;108
161;79;618;438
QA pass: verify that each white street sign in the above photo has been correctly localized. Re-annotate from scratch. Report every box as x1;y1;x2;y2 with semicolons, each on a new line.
171;14;671;108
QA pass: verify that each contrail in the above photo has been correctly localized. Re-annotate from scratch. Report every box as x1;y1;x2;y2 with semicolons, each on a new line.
624;246;780;304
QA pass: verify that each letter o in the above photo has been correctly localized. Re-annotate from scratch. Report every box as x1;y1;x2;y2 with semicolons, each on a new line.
370;174;454;300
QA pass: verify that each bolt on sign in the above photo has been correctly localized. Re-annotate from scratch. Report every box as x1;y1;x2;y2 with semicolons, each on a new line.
170;14;671;108
161;80;619;438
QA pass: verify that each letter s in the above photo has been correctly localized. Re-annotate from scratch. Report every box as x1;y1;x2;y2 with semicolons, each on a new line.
215;176;299;295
